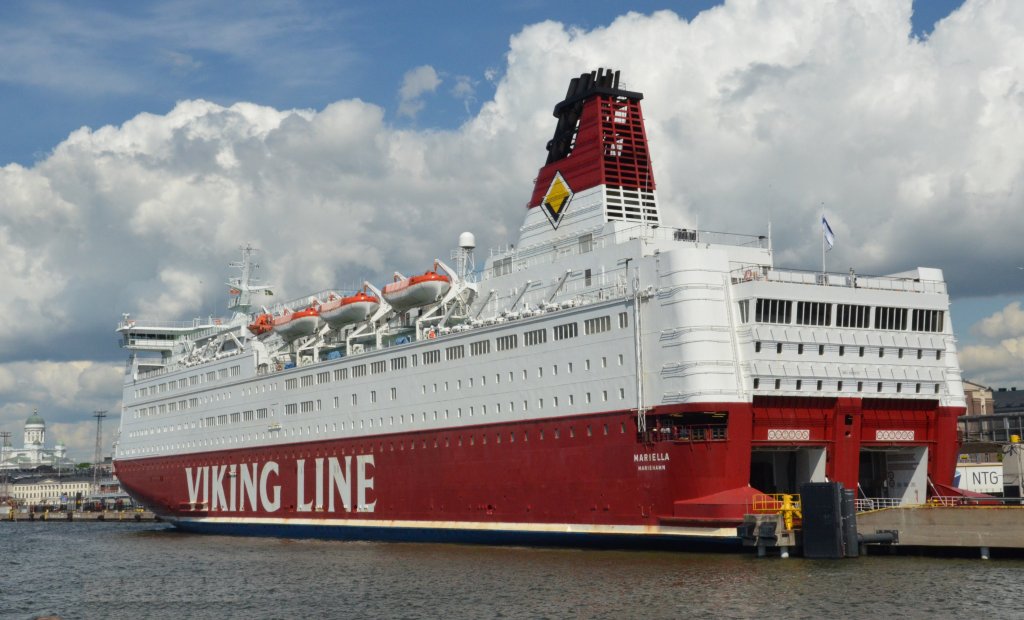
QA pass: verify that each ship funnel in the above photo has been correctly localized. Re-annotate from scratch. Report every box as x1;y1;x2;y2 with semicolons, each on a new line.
528;68;659;228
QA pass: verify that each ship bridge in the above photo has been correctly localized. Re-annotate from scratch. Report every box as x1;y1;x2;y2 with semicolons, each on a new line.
116;314;228;354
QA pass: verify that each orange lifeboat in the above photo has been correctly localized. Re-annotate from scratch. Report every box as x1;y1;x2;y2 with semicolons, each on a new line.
271;306;321;341
382;271;450;311
247;313;274;336
319;291;380;329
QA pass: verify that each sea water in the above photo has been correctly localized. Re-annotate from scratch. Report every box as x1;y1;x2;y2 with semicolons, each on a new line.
2;522;1022;619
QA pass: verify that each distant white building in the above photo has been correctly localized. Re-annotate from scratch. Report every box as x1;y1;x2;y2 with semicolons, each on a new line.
7;478;92;505
0;410;75;471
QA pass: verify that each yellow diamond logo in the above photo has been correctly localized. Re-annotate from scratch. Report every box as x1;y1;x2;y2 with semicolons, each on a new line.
542;171;574;229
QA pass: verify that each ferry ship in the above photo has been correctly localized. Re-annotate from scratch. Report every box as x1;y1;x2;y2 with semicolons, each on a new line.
114;69;966;547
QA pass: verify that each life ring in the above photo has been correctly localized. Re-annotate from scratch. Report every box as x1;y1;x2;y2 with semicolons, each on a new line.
427;329;436;339
743;270;753;281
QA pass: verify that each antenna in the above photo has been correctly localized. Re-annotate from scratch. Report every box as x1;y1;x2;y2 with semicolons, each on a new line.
0;431;10;501
457;232;476;279
93;410;107;494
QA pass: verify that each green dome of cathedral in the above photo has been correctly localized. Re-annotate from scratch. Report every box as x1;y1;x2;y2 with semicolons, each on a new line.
25;410;45;426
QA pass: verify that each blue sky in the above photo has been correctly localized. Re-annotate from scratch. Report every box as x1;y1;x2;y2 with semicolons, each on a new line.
4;0;1024;460
0;0;964;166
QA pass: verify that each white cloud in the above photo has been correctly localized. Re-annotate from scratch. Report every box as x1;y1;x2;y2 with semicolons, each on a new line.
160;50;203;76
960;336;1024;386
451;75;477;113
974;301;1024;339
0;361;122;459
962;301;1024;386
2;0;1024;452
398;65;442;118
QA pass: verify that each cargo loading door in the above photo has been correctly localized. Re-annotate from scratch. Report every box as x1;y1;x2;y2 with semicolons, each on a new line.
858;447;928;505
749;448;826;494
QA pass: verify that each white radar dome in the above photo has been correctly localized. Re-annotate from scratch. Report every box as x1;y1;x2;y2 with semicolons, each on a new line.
458;232;476;250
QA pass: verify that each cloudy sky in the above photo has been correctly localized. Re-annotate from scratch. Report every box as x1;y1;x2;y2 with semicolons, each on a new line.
1;0;1022;461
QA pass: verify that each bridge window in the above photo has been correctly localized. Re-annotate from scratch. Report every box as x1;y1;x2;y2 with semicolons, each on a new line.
755;298;792;324
912;309;944;333
796;301;832;326
525;328;547;346
874;306;908;330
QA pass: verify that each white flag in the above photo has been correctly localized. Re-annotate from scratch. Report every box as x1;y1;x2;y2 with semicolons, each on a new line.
822;216;835;250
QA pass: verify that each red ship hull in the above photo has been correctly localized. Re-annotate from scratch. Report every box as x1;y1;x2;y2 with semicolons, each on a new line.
115;398;961;546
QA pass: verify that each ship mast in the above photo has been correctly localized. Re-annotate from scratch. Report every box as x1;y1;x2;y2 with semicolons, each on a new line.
227;244;273;318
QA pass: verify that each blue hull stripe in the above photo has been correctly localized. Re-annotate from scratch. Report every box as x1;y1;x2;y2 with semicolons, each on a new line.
171;520;743;551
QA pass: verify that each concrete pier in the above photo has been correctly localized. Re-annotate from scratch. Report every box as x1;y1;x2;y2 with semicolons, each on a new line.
857;505;1024;553
4;509;159;522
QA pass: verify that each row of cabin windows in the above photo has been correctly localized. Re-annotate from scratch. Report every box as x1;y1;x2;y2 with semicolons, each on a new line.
129;387;629;442
752;377;942;394
133;373;629;438
754;341;944;361
136;390;233;418
198;407;272;427
134;365;242;399
137;349;627;424
309;384;627;428
282;313;628;388
124;419;632;457
306;354;624;414
738;299;944;333
131;408;270;437
418;356;623;395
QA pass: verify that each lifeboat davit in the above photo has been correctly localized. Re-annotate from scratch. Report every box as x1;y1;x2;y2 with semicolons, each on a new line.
382;271;451;311
319;291;380;329
247;313;274;336
272;306;320;341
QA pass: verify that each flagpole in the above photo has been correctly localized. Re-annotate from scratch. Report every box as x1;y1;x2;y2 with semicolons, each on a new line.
821;203;826;276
